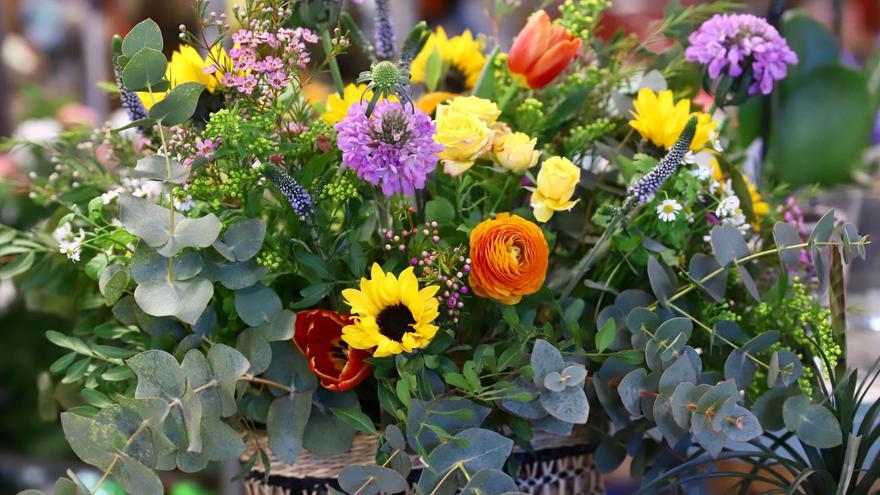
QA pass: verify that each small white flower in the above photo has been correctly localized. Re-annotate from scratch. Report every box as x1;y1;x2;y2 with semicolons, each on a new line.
715;195;740;217
709;130;724;153
51;222;72;243
100;187;122;205
683;150;697;165
174;195;196;212
656;199;683;222
690;162;713;181
58;229;85;262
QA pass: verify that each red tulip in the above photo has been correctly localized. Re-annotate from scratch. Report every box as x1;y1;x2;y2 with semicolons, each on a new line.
293;309;372;392
508;10;581;89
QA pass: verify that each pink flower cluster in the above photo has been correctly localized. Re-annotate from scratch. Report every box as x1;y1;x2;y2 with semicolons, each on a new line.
223;27;318;94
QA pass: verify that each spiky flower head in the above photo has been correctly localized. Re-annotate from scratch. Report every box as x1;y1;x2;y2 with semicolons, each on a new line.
623;117;697;210
263;165;314;218
358;61;413;116
374;0;396;60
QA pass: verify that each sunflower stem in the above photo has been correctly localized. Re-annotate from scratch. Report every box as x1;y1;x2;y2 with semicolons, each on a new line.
497;83;519;111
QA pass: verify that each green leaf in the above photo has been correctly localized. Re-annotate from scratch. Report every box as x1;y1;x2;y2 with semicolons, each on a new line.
462;468;518;494
267;392;313;464
128;155;190;184
783;395;843;448
236;327;271;376
62;358;91;384
132;247;203;284
0;251;35;279
235;284;282;326
99;264;130;306
339;465;409;495
530;339;565;388
134;276;214;325
647;256;677;305
425;197;455;224
473;46;500;99
122;48;167;91
417;428;513;493
118;195;222;257
540;386;589;424
710;225;750;268
213;218;266;262
148;82;205;125
60;412;126;470
127;350;185;399
256;309;296;342
81;388;113;408
688;254;726;302
773;222;803;267
425;48;443;93
122;19;163;57
112;451;164;495
207;344;251;417
406;398;491;453
770;65;873;186
596;318;616;353
330;407;378;435
50;352;77;374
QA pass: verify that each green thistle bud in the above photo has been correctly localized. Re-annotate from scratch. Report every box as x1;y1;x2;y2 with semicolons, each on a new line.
371;61;401;93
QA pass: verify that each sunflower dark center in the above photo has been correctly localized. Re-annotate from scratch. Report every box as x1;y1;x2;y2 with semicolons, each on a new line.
444;66;467;94
376;303;416;342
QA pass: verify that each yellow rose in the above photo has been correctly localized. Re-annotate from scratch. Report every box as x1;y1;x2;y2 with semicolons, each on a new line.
434;107;493;176
444;96;501;124
529;156;580;222
493;131;540;173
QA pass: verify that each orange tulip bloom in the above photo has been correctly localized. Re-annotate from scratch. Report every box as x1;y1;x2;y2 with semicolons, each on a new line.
508;10;581;89
293;309;372;392
469;213;549;305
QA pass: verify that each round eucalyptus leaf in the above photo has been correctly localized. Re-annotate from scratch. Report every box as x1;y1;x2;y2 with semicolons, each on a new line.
595;434;627;474
134;276;213;325
121;19;163;57
753;387;796;431
235;284;282;326
618;368;648;417
783;395;843;448
647;256;677;304
653;394;687;447
149;82;205;126
688;253;726;302
530;339;565;388
721;405;763;443
773;222;803;267
121;48;166;91
709;225;750;268
207;344;251;417
99;264;130;306
213;218;266;262
111;451;164;495
462;469;518;495
542;371;566;392
236;327;271;376
131;247;203;284
539;386;589;424
202;259;268;290
339;465;408;495
127;350;185;399
128;155;190;184
417;428;513;494
561;364;587;387
267;391;313;464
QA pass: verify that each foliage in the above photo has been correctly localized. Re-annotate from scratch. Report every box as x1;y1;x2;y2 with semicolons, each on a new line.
1;1;874;494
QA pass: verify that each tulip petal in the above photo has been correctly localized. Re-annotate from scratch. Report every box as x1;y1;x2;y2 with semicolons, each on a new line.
526;38;581;89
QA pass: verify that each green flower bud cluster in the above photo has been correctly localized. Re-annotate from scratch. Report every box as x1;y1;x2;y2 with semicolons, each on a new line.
558;0;612;40
187;176;222;208
565;118;615;151
219;167;261;200
299;120;337;152
256;248;284;272
204;109;243;143
515;98;544;135
318;171;359;203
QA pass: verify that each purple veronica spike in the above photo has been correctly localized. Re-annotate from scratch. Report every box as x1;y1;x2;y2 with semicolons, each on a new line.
335;100;442;197
623;117;697;210
114;64;148;123
685;13;798;95
374;0;396;60
264;166;314;218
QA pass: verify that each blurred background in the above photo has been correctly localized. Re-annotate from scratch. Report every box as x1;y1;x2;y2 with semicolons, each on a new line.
1;0;880;494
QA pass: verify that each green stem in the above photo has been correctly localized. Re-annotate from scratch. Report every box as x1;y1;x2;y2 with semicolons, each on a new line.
156;121;175;282
559;213;625;300
497;83;519;111
321;30;345;96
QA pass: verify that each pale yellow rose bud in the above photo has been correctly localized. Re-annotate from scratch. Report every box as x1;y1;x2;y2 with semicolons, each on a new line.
444;96;502;124
493;132;540;173
529;156;580;222
434;107;493;176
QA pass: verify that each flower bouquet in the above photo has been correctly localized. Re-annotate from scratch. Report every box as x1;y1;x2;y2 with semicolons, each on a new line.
4;1;877;494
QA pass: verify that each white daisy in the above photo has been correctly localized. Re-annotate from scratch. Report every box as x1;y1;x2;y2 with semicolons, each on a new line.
715;195;740;217
708;130;724;153
657;199;683;222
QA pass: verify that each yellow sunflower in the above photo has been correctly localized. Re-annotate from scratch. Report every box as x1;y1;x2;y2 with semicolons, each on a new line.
138;44;230;109
628;88;717;151
341;264;440;358
321;83;397;124
410;27;486;91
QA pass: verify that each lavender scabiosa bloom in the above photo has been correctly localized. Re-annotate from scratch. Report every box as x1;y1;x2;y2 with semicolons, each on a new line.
686;13;798;96
113;64;148;123
374;0;396;60
335;100;442;196
623;117;697;211
264;165;314;218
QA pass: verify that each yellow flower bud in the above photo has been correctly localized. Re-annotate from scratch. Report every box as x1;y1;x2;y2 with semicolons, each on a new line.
444;95;501;124
434;107;493;176
493;131;540;173
529;156;580;222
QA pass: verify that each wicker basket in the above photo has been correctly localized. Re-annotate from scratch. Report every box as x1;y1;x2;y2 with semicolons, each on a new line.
242;430;604;495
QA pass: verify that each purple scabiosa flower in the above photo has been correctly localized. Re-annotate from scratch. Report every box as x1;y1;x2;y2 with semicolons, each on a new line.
335;100;443;196
686;13;798;96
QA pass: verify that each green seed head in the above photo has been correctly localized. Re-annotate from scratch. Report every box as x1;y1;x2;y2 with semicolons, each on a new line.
371;61;400;92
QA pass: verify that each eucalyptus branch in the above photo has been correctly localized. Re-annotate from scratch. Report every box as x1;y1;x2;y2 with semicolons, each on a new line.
155;122;176;281
353;448;401;495
239;374;294;394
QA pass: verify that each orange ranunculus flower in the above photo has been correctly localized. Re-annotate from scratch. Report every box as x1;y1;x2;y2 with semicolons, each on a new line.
293;309;372;392
508;10;581;89
469;213;549;305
